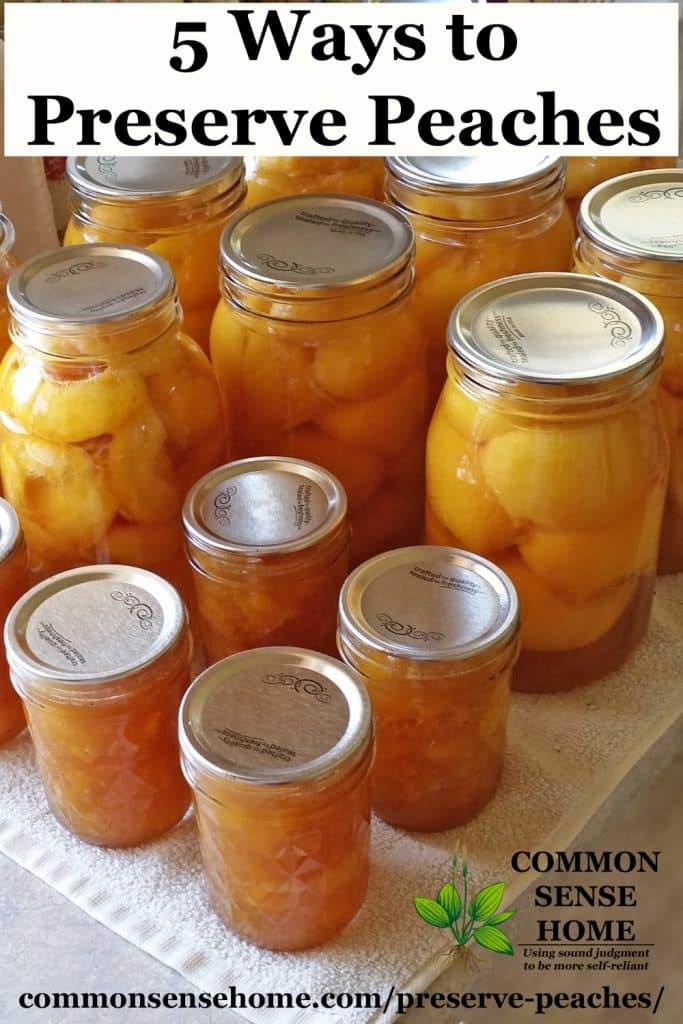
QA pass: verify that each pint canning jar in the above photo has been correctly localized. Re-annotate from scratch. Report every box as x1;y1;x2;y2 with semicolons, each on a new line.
183;457;350;661
425;273;669;693
576;169;683;573
0;499;29;743
244;156;384;208
210;194;428;565
565;156;674;221
63;157;246;350
0;244;226;600
6;566;193;846
179;647;373;950
0;210;16;361
338;546;519;832
384;155;575;405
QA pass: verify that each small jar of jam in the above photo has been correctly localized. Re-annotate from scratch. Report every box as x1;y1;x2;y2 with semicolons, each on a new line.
338;546;519;832
244;157;384;208
179;647;373;950
575;168;683;573
210;194;428;565
425;273;669;692
183;457;350;662
0;209;16;360
0;244;226;598
0;499;30;742
6;565;192;847
64;157;246;350
384;155;575;405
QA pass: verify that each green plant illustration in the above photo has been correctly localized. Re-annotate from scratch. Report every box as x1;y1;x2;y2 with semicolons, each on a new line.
414;850;515;967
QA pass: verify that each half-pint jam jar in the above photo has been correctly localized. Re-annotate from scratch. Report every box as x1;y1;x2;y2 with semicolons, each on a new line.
425;273;668;692
338;545;519;832
0;499;29;743
64;156;246;350
576;169;683;573
183;457;350;661
179;646;373;950
6;565;193;846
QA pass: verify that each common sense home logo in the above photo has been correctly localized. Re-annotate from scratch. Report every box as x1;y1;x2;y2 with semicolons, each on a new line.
414;852;515;966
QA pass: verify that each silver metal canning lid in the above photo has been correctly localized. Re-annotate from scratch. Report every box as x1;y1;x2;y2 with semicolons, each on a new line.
5;565;186;686
8;244;175;330
219;194;414;297
579;168;683;262
339;546;519;664
67;156;244;201
0;211;15;259
448;272;663;386
387;154;563;194
183;457;347;558
0;499;21;564
179;647;372;787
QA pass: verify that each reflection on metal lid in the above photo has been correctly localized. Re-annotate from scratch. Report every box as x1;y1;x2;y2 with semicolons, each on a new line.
67;156;244;201
0;499;21;564
387;154;563;192
580;168;683;261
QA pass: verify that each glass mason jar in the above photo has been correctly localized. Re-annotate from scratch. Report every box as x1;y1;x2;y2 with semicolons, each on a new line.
210;194;427;566
0;499;30;743
384;155;575;406
0;244;226;603
63;157;246;351
244;156;384;208
183;457;350;662
565;157;675;221
6;566;192;847
425;273;669;693
576;169;683;573
179;647;373;950
0;210;16;361
338;545;519;832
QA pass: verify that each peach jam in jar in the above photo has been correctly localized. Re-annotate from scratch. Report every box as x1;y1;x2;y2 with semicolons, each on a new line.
179;647;373;950
0;244;225;597
183;457;350;662
0;209;16;360
425;273;668;693
244;156;384;207
385;155;574;405
210;194;427;565
64;157;246;350
338;546;519;832
576;169;683;573
0;499;29;742
6;566;192;846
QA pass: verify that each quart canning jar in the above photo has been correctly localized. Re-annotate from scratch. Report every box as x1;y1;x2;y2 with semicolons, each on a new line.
425;273;668;693
566;157;674;221
338;546;519;832
0;245;226;599
63;157;246;350
6;566;192;846
179;647;373;950
183;457;350;661
0;499;29;743
210;194;427;565
244;156;384;208
0;210;16;361
384;155;575;405
576;169;683;573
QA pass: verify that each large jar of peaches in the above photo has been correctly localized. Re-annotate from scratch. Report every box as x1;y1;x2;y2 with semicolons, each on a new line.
338;546;519;832
0;209;16;360
566;157;674;221
64;157;246;350
244;157;383;208
576;169;683;573
0;499;29;743
184;457;349;662
425;273;668;693
0;244;226;601
210;195;427;565
6;565;192;846
384;155;575;405
179;646;373;950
